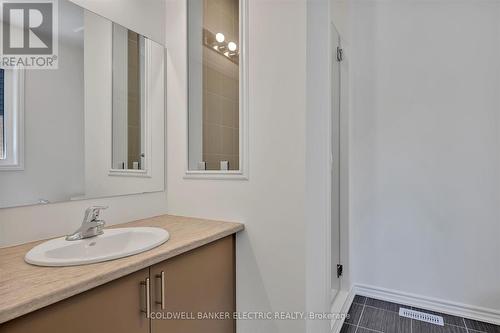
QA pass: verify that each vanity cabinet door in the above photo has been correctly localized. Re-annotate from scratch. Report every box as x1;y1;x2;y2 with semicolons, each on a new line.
0;268;150;333
150;235;236;333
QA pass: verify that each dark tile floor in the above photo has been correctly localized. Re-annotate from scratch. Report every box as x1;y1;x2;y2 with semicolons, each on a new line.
341;295;500;333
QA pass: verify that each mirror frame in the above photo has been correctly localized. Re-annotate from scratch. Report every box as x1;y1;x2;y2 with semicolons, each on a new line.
184;0;249;180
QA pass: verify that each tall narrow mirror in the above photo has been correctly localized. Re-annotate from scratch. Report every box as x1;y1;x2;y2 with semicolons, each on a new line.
188;0;242;173
112;24;146;171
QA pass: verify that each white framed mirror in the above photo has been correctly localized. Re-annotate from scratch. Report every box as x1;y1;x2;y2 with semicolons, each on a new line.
111;24;147;174
186;0;248;179
110;23;159;178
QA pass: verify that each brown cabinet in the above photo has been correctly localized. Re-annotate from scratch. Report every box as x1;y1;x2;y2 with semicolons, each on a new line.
151;234;235;333
0;268;151;333
0;236;235;333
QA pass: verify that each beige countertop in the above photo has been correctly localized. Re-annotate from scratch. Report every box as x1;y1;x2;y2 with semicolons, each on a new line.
0;214;244;324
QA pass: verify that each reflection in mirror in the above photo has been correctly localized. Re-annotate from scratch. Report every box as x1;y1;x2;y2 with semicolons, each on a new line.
0;69;5;159
0;0;165;209
112;24;146;171
188;0;240;172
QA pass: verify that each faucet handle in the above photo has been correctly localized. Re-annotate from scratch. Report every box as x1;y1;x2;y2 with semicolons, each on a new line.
83;206;108;223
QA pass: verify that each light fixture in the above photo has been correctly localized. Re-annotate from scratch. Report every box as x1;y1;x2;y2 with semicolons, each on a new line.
203;28;239;64
228;42;237;52
215;32;225;43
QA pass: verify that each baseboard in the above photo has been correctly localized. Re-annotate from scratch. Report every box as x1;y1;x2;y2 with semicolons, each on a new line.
354;284;500;326
330;288;355;333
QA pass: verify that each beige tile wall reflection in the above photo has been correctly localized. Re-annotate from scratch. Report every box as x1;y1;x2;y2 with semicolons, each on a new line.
202;0;239;170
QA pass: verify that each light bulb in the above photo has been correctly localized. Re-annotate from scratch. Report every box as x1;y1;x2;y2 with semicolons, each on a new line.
228;42;237;52
215;33;225;43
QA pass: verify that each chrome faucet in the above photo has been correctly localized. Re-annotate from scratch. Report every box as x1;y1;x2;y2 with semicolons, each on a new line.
66;206;108;241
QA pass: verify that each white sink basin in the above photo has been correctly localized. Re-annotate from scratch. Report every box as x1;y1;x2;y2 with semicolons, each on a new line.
25;227;169;267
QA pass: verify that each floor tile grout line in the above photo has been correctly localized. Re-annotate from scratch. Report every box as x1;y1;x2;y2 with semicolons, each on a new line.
463;317;471;333
356;298;367;330
364;304;399;314
356;324;385;333
344;323;359;333
357;304;366;326
462;317;488;333
446;322;471;330
354;297;368;333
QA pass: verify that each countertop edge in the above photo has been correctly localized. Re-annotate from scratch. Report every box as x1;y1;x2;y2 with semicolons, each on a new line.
0;218;244;324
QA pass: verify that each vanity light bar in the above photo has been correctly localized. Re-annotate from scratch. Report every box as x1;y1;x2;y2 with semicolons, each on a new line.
203;28;239;65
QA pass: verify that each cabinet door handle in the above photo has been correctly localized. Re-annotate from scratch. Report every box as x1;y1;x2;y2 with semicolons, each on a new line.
155;271;165;310
140;277;151;318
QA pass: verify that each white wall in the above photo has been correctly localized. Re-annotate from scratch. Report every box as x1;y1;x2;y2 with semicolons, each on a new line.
305;0;335;332
350;0;500;312
0;0;168;248
165;0;309;332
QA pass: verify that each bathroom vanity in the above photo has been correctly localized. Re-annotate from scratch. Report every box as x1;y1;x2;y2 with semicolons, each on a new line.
0;215;243;333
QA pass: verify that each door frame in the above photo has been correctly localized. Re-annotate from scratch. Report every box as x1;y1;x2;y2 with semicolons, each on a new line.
327;22;349;303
